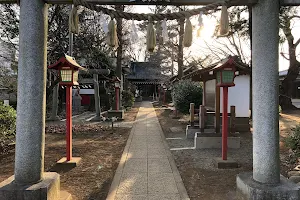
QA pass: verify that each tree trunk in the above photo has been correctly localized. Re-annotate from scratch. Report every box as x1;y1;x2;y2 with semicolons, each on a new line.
116;5;123;109
280;20;300;111
280;54;300;111
178;18;184;79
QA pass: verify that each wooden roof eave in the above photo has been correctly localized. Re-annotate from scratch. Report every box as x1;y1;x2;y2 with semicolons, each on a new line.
48;55;87;71
182;57;251;81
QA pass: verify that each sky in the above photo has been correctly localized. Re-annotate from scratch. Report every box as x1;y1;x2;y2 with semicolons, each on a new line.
130;5;300;72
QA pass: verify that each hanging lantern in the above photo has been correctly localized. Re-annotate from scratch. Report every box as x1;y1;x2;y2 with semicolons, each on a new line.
197;11;204;37
219;6;229;36
107;17;118;48
183;18;193;47
131;20;139;44
161;18;169;43
147;17;156;52
69;6;79;34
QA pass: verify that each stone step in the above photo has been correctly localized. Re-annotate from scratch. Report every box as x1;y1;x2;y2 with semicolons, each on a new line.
60;191;72;200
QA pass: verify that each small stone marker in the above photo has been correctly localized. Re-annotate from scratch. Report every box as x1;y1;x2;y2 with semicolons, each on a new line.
190;103;195;126
3;100;9;105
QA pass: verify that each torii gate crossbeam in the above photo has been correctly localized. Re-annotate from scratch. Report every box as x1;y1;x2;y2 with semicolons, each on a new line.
0;0;300;200
0;0;300;5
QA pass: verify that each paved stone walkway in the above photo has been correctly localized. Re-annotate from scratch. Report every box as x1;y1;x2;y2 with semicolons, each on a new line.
107;102;189;200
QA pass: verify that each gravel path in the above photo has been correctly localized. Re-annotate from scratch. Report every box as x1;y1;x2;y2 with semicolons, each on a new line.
155;108;253;200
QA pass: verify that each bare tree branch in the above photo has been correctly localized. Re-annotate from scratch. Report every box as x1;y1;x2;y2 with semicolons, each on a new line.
295;37;300;47
280;52;290;61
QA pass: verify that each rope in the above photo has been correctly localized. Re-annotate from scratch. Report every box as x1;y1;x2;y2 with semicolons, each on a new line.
73;0;229;21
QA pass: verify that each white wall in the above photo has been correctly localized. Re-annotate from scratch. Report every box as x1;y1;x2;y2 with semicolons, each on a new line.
205;75;250;118
79;89;94;95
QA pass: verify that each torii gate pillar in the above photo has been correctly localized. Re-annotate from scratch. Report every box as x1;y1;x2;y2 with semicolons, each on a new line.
236;0;300;199
0;0;68;199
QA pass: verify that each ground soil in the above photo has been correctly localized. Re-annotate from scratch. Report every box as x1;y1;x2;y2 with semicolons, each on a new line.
0;104;139;200
155;107;300;200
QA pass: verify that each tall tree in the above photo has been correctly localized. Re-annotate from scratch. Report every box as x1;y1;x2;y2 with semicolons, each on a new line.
205;6;300;111
279;7;300;110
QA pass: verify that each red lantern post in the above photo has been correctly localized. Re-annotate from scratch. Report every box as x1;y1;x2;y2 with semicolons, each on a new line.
66;85;72;160
48;55;87;164
222;86;228;160
215;58;236;161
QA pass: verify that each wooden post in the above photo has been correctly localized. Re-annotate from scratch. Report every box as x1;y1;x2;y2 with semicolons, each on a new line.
222;87;229;160
190;103;195;127
116;87;119;111
66;85;73;161
230;106;236;134
203;81;206;106
199;105;206;132
215;85;221;134
94;74;101;117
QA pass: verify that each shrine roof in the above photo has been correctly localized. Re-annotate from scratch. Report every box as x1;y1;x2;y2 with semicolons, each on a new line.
126;62;168;81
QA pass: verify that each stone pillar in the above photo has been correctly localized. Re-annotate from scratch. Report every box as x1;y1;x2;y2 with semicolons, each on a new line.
237;1;300;197
199;105;206;132
190;103;195;127
252;0;280;184
14;0;48;185
94;74;101;117
202;81;206;107
49;83;59;120
230;106;236;134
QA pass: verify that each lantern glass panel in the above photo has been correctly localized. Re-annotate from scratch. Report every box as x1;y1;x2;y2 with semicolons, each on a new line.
216;72;221;84
115;82;120;88
222;70;235;83
60;69;73;82
73;70;79;82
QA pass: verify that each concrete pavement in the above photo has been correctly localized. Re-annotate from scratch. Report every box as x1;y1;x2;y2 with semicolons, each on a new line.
107;102;189;200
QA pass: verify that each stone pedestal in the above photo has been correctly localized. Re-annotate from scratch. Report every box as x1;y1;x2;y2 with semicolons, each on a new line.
57;157;82;168
72;95;82;113
0;172;71;200
194;132;240;149
213;157;239;169
237;173;300;200
108;110;125;120
90;115;102;122
186;125;200;139
47;116;60;121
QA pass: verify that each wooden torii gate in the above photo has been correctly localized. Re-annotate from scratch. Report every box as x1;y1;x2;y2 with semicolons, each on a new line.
0;0;300;200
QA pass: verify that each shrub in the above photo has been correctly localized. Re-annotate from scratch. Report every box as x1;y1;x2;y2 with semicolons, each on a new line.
172;80;203;114
285;125;300;158
122;90;135;108
0;102;16;139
